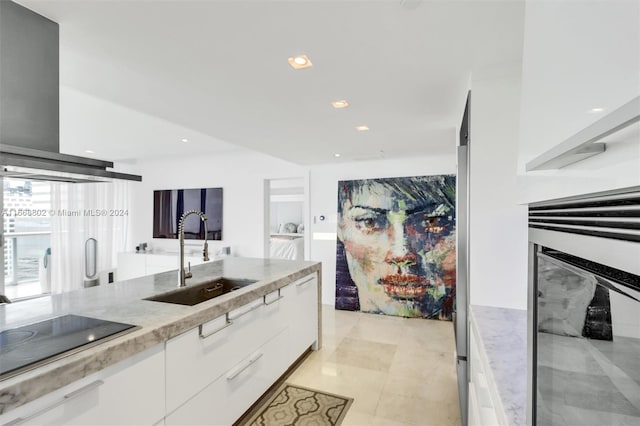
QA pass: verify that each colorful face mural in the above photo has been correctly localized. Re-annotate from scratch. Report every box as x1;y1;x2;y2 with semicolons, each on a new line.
336;175;456;319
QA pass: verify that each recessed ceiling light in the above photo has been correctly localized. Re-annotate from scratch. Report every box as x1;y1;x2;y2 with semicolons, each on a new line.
355;125;370;131
589;107;605;113
288;54;312;70
331;100;349;109
181;138;189;143
84;150;94;154
334;153;341;158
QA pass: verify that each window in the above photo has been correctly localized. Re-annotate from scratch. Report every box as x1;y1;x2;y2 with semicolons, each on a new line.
2;179;52;300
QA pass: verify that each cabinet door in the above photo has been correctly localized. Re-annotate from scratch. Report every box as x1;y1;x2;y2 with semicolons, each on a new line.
1;345;165;426
468;380;482;426
469;317;501;426
146;254;179;275
166;327;292;426
165;296;276;414
184;255;207;267
263;287;288;336
116;253;147;280
281;273;318;359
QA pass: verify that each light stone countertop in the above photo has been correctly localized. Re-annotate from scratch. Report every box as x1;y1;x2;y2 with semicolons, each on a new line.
471;305;527;426
0;257;321;415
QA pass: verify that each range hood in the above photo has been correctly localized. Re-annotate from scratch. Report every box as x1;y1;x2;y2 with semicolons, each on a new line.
0;144;142;183
0;1;142;183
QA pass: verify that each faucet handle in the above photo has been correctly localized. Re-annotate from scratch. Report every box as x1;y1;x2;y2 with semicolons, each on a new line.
203;242;209;261
185;261;192;279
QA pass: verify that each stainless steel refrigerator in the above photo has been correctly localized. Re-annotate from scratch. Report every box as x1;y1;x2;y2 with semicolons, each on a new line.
455;91;470;426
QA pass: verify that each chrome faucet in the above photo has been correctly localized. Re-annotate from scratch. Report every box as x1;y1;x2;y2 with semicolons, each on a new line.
179;209;209;287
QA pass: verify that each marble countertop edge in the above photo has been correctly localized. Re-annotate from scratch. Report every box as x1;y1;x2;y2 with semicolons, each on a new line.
0;258;321;415
470;304;527;426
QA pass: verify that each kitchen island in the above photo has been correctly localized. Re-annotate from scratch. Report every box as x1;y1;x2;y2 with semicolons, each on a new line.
0;257;321;425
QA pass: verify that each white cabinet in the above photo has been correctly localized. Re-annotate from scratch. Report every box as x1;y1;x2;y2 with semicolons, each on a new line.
165;272;319;426
468;312;506;426
166;328;292;426
145;254;181;276
0;345;165;426
281;274;319;358
117;252;207;281
116;252;146;280
165;295;278;414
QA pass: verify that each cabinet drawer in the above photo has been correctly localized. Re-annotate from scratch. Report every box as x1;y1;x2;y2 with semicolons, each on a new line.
0;345;165;426
166;327;292;426
185;255;207;266
145;254;179;268
263;287;288;335
147;265;176;275
165;292;282;414
116;253;147;281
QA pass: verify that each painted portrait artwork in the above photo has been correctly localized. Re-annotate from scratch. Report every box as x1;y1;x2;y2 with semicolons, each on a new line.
335;175;456;320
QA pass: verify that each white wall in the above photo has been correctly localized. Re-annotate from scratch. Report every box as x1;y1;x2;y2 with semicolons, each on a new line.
307;155;457;306
129;150;306;258
469;64;529;310
517;0;640;202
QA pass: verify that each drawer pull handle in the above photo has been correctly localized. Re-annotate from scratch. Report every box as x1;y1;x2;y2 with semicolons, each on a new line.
264;295;284;306
199;315;233;339
4;380;105;426
228;301;263;321
296;277;314;287
226;352;264;381
63;380;105;400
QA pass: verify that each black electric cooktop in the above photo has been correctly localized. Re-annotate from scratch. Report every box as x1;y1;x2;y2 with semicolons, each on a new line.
0;314;136;380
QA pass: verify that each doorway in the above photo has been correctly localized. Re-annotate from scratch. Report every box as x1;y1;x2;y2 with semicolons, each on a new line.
263;177;309;260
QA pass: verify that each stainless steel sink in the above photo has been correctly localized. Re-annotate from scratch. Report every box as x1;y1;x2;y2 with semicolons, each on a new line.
144;278;258;306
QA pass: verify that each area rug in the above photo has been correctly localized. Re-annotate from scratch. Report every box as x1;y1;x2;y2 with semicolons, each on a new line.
243;383;353;426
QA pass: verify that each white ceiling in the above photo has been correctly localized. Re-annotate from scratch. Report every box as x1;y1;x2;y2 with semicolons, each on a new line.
18;0;525;165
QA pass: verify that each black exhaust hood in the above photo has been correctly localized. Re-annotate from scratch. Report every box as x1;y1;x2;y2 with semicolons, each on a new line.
0;144;142;183
0;1;142;183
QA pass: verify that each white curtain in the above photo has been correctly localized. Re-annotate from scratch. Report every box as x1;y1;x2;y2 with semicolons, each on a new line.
50;180;130;294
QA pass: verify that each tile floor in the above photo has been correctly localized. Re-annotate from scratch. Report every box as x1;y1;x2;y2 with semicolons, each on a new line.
287;305;461;426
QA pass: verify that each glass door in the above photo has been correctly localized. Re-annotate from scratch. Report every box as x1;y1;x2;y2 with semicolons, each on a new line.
535;247;640;425
2;178;52;301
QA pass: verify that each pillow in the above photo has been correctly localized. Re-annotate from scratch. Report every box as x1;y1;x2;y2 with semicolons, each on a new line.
537;256;596;337
283;223;297;233
297;223;304;233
